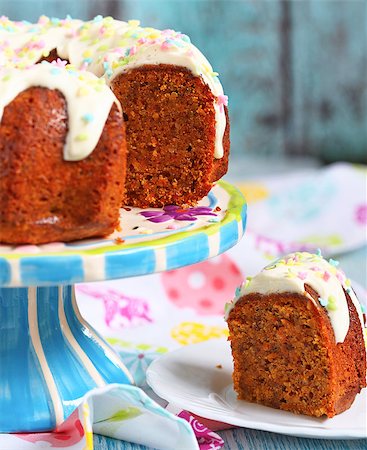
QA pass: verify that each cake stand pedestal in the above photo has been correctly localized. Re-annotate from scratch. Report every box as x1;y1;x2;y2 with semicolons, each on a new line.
0;181;247;433
0;285;132;432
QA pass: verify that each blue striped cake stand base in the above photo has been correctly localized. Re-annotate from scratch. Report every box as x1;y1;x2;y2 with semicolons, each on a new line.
0;180;247;432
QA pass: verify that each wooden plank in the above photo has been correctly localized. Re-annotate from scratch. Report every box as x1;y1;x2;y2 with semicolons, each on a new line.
0;1;89;21
292;0;367;162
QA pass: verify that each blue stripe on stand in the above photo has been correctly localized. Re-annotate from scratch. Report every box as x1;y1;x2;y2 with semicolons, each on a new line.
0;259;10;284
0;287;54;432
20;256;84;285
166;233;208;270
63;291;132;385
219;220;239;254
105;248;155;279
241;203;248;234
36;287;96;420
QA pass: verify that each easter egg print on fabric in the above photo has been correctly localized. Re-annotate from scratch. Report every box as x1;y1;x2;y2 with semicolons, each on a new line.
237;182;269;203
268;178;336;222
299;235;343;248
161;254;243;315
171;322;228;345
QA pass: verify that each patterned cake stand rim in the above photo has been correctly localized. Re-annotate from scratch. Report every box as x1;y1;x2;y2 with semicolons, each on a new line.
0;180;247;287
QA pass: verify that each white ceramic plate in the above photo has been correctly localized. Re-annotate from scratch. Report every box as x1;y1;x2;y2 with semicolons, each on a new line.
147;338;367;439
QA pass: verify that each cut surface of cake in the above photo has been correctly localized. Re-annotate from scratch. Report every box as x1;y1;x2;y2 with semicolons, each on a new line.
111;64;229;207
226;251;366;418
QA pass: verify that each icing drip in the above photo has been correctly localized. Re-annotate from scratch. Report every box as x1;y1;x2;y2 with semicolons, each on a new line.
0;15;227;160
225;251;365;345
0;62;119;161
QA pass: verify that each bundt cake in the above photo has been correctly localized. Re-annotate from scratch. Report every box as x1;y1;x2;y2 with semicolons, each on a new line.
226;251;366;418
0;16;229;246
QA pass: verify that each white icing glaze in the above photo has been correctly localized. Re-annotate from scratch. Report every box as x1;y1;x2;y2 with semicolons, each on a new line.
0;63;118;160
0;16;227;159
225;252;365;345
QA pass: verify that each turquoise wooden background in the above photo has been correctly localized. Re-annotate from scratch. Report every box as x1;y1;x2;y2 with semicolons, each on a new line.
1;0;366;163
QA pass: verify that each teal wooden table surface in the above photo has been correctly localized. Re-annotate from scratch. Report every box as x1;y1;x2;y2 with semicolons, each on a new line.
93;422;367;449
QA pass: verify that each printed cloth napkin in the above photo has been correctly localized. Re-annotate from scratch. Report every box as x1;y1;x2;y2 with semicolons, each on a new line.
2;162;366;450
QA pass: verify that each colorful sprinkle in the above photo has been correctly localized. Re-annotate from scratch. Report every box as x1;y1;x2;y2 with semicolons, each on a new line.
128;20;140;27
234;286;242;297
77;86;90;96
319;297;329;307
75;133;88;141
327;295;337;311
285;269;296;278
336;271;345;283
50;67;61;75
51;58;68;68
297;271;307;280
322;271;331;281
217;95;228;111
82;113;94;123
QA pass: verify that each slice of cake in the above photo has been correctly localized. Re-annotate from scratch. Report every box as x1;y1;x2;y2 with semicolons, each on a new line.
226;251;366;418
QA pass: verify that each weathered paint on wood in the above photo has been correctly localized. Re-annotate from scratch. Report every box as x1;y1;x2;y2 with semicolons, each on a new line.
1;0;366;162
291;0;367;162
93;427;367;450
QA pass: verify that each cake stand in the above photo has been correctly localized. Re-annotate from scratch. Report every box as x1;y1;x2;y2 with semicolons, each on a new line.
0;180;247;433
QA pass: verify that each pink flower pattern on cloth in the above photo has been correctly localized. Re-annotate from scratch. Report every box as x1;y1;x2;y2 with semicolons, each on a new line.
161;254;243;315
178;411;224;450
